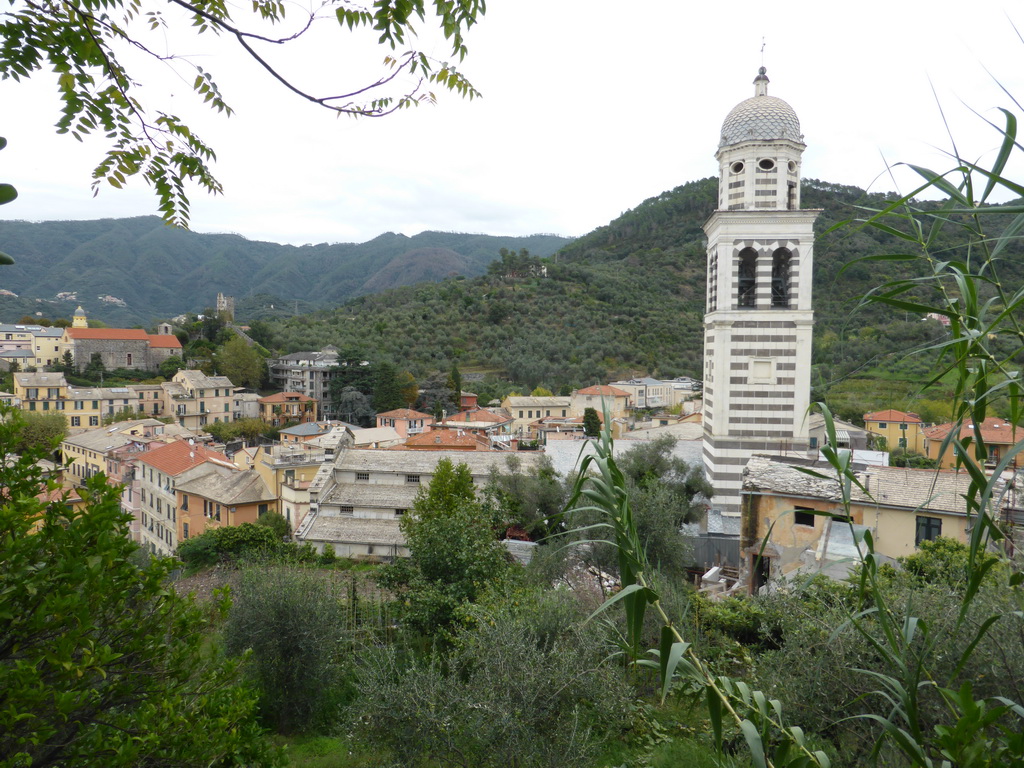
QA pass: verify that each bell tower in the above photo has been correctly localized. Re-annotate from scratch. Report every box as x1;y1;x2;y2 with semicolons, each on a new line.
702;67;819;519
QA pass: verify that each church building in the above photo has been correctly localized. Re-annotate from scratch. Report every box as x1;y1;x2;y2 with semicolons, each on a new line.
702;67;818;519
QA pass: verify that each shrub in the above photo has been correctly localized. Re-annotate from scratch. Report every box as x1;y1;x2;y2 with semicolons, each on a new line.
354;589;630;768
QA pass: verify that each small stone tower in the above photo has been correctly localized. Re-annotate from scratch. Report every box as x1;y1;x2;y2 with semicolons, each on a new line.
702;67;819;520
72;306;88;328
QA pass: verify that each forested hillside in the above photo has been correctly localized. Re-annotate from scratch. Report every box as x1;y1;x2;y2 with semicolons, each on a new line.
261;177;1024;418
0;217;570;326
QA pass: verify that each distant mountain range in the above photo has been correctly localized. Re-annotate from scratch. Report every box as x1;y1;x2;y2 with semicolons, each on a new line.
0;217;572;326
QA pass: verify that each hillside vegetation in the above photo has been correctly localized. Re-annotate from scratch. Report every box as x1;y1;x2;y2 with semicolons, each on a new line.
0;217;570;326
261;178;1024;415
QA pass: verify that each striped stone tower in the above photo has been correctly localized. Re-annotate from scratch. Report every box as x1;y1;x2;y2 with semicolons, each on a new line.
702;67;819;520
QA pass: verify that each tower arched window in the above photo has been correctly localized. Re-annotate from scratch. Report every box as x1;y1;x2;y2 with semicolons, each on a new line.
772;248;792;308
738;248;757;308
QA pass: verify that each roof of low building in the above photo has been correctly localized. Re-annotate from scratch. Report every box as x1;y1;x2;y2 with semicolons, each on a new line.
576;385;631;397
14;372;68;387
503;396;571;408
259;391;317;404
174;369;235;389
280;421;334;437
863;409;923;424
302;515;405;547
322;483;419;509
337;447;538;475
924;417;1020;446
350;426;402;445
62;419;167;452
148;335;182;349
176;465;274;505
403;429;486;449
137;440;232;476
743;454;998;516
444;408;509;424
376;408;433;420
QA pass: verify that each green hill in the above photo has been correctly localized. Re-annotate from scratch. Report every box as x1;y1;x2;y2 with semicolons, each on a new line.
0;217;571;326
259;177;1024;419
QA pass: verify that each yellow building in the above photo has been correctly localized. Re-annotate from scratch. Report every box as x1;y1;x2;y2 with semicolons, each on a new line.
740;454;985;592
14;372;143;432
863;409;926;453
163;369;238;430
233;442;326;531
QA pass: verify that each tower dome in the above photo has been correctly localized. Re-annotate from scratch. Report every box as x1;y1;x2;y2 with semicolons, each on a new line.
719;67;802;147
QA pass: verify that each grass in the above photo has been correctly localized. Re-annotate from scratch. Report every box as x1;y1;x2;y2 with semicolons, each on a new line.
280;735;390;768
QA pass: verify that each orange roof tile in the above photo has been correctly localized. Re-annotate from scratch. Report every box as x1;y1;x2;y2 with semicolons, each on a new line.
137;440;231;476
148;334;182;349
863;409;922;423
259;391;316;404
450;408;508;423
377;408;432;420
404;429;484;449
926;417;1020;446
577;385;632;397
67;328;150;341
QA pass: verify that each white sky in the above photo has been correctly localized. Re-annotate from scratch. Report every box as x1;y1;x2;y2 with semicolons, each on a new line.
2;1;1023;246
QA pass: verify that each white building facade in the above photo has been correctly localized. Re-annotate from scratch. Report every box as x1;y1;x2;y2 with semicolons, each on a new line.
702;67;818;518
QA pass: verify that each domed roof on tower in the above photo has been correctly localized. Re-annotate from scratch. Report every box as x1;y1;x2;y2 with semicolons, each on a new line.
719;67;802;148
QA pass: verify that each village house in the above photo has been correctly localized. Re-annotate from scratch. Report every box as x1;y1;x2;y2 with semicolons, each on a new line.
807;413;870;453
60;418;197;541
162;369;238;430
0;323;64;369
375;408;434;438
299;449;542;559
609;378;673;410
570;385;632;419
258;391;318;426
279;421;342;444
923;417;1020;470
740;454;999;592
435;407;515;448
862;409;926;453
501;396;571;437
136;440;234;556
176;464;275;543
233;441;330;531
60;418;195;489
133;384;166;417
12;372;144;432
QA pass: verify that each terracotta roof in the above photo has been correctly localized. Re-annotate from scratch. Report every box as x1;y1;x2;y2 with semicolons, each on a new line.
925;417;1020;446
403;429;485;449
137;440;231;476
863;409;922;424
259;391;316;404
66;328;150;341
447;408;509;424
37;486;82;505
148;335;182;349
576;385;632;397
377;408;432;420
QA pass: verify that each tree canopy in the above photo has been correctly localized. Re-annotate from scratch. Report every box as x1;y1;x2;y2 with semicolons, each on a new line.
0;0;485;225
0;407;279;767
